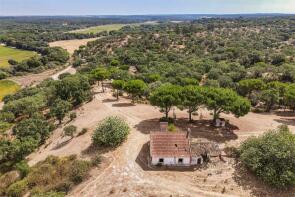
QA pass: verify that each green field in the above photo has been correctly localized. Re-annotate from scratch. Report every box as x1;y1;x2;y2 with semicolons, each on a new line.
70;24;137;34
0;45;37;68
0;80;20;101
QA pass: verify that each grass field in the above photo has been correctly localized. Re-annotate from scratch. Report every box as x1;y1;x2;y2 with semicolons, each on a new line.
70;24;137;34
0;45;36;69
0;80;20;101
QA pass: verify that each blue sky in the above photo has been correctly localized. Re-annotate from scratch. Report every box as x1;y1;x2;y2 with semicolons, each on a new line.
0;0;294;16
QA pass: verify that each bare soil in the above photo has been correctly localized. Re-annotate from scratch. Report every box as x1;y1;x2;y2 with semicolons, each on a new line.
49;38;99;55
26;86;295;197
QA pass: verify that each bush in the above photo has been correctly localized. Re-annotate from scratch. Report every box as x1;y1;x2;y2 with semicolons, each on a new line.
6;179;28;197
31;191;65;197
92;116;130;147
69;112;77;121
63;125;77;138
0;171;20;195
0;112;15;123
69;160;91;183
91;154;102;167
239;125;295;188
168;124;176;132
14;161;30;178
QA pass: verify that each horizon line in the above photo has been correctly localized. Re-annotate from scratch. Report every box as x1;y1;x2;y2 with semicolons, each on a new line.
0;13;295;17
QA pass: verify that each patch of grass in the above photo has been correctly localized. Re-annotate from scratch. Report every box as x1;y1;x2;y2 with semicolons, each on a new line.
0;46;36;69
70;24;137;34
0;80;20;101
6;155;92;196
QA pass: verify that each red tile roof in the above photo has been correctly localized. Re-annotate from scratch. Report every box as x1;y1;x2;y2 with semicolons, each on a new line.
150;132;191;158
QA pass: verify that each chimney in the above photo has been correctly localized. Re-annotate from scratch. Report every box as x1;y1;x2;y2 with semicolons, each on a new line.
160;122;168;132
186;128;191;138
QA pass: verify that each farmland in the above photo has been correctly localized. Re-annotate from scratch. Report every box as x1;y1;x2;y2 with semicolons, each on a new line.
0;46;36;68
0;80;20;100
70;24;137;34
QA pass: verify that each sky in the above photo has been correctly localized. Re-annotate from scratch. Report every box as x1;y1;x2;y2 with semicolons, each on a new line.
0;0;295;16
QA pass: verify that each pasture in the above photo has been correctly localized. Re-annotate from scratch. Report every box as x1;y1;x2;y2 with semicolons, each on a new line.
0;45;36;68
70;24;136;34
0;80;20;101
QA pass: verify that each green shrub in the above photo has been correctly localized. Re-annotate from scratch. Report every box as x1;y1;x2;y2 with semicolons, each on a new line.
91;154;102;167
31;191;66;197
69;160;91;184
6;179;28;197
0;112;15;123
14;161;30;178
239;125;295;188
168;124;176;132
0;121;12;133
63;125;77;138
0;171;20;195
92;116;130;147
69;112;77;121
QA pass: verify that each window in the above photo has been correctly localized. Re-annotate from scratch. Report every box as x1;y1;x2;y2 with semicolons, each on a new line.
159;158;164;163
178;158;183;164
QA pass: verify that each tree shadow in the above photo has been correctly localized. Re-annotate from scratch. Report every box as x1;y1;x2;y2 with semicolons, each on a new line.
112;103;135;107
274;110;295;117
51;139;72;150
176;118;238;143
135;142;208;172
233;161;295;197
135;118;238;142
134;118;160;134
274;118;295;126
81;144;114;157
102;98;117;103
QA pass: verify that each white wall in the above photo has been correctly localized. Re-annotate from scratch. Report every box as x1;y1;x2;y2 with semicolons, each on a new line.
151;156;191;166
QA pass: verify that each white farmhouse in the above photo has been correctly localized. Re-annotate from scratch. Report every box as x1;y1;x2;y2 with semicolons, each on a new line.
150;131;192;166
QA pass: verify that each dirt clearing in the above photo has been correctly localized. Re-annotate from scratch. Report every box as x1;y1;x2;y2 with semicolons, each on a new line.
25;86;295;197
49;38;99;54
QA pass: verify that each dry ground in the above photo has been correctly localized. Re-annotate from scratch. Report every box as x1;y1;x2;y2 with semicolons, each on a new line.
26;86;295;197
49;38;99;55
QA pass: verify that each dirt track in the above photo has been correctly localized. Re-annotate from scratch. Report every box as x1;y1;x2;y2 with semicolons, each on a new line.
27;87;295;197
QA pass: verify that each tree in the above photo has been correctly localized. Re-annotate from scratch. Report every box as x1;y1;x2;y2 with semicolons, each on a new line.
12;118;53;144
238;79;265;98
124;80;147;103
203;87;251;123
111;80;125;100
284;84;295;111
239;125;295;188
50;99;72;124
54;74;91;106
179;86;204;122
260;88;279;112
149;84;181;119
92;116;130;147
91;68;110;92
63;125;77;139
